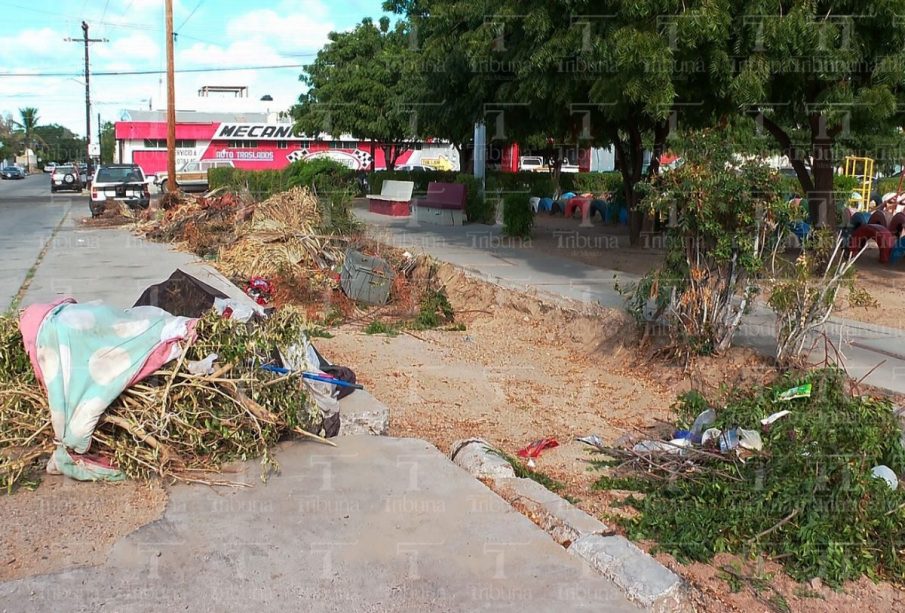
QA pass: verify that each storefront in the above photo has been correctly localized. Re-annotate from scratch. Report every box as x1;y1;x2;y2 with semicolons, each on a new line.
115;110;460;175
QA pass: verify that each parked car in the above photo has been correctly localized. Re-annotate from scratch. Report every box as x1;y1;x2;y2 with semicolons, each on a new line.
90;164;150;215
1;166;25;180
518;156;545;172
154;159;234;192
50;164;83;192
43;163;57;173
396;164;435;172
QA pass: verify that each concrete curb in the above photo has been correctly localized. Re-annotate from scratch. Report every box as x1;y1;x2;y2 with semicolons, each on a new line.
339;388;389;435
449;439;690;612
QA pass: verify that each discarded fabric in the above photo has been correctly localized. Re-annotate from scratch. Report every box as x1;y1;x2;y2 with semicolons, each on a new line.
517;437;559;458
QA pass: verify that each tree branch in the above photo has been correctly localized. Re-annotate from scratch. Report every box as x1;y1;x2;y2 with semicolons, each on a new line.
759;113;814;193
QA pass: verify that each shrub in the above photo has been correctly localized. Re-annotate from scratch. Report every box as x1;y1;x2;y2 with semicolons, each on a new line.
502;193;533;238
626;129;787;356
593;369;905;587
208;159;355;201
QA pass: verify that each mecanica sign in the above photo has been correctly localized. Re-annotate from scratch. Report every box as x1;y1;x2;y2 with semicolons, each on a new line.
212;123;300;140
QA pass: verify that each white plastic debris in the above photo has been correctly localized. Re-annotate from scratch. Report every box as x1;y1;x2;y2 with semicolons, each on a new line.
701;428;721;446
871;465;899;491
633;439;688;455
213;298;255;323
737;428;763;451
761;410;791;426
187;352;218;376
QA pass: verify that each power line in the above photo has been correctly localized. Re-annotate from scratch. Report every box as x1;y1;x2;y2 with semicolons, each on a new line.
0;63;308;78
177;0;206;32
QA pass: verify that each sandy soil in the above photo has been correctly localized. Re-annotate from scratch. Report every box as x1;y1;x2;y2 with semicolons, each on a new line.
0;476;166;581
319;263;905;613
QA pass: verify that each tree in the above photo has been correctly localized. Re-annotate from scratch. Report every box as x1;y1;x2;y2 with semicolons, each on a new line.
14;107;39;168
33;124;85;163
386;1;730;244
728;1;905;228
100;121;115;164
292;17;417;171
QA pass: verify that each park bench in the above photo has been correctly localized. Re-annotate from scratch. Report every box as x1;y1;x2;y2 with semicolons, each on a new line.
367;180;414;216
414;182;467;225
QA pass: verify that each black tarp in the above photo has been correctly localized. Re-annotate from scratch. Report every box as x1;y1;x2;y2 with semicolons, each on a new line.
133;269;228;318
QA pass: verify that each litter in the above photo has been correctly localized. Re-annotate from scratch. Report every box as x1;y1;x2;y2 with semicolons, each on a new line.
719;429;740;453
246;276;273;305
777;383;812;401
213;298;255;323
632;439;689;455
187;353;218;376
737;428;763;452
690;408;717;439
871;465;899;490
576;434;604;448
517;437;559;458
761;409;791;426
701;428;721;446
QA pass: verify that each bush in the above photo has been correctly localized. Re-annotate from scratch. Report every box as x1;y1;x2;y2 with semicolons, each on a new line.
594;369;905;587
502;193;533;238
627;129;787;356
208;159;355;201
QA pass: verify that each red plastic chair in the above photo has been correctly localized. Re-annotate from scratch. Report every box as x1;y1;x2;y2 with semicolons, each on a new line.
564;196;592;219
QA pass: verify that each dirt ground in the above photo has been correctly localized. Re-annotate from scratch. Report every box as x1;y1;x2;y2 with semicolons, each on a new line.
0;477;166;581
530;215;904;330
320;263;905;613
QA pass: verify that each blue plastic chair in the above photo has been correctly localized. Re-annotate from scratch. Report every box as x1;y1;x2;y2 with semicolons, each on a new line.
537;197;554;213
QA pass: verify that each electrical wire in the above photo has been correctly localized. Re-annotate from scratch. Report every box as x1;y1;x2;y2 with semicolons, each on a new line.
176;0;206;32
0;63;308;78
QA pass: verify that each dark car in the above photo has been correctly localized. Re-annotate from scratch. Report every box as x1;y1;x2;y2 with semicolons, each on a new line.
50;164;83;192
1;166;24;180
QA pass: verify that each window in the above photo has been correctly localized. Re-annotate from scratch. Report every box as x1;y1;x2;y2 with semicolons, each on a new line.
228;140;257;148
277;141;288;149
142;139;195;148
96;167;143;182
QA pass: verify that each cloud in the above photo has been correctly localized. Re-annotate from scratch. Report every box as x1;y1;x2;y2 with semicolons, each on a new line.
96;32;160;63
0;28;72;63
226;6;334;54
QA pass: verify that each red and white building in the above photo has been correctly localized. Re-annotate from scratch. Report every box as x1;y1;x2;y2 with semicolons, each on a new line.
114;109;460;175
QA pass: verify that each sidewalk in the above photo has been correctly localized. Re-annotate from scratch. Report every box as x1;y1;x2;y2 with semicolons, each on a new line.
5;210;642;611
357;208;905;394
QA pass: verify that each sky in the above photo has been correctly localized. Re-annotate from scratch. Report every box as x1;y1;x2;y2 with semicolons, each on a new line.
1;0;387;137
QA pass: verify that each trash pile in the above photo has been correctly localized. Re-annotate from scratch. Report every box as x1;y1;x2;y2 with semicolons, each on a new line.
0;279;357;492
590;369;905;586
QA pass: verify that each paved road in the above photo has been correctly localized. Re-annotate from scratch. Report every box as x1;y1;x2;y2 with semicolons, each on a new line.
0;173;79;310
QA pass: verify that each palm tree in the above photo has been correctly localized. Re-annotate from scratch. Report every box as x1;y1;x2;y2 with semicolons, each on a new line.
14;107;39;170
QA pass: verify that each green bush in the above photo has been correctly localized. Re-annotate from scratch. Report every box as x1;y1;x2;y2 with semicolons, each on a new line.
502;193;533;238
571;171;623;195
208;159;355;201
595;369;905;587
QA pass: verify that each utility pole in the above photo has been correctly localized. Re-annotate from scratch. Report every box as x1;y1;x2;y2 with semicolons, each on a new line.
66;22;106;165
165;0;177;194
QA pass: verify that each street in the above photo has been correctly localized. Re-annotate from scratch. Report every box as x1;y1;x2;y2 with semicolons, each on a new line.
0;173;75;310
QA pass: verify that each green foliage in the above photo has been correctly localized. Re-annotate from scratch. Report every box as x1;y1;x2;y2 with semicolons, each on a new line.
208;159;356;201
501;193;534;239
292;17;416;167
492;448;565;492
595;369;905;586
628;129;787;355
99;121;115;164
411;288;455;330
364;321;400;336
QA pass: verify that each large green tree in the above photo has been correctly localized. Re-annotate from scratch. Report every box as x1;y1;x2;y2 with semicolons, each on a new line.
100;121;115;164
293;17;418;170
387;0;729;244
729;1;905;227
33;124;85;164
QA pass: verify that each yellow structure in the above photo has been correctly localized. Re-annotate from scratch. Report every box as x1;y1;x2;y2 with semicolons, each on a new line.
843;156;875;210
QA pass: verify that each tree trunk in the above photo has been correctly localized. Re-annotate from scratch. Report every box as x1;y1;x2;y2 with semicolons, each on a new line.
382;145;395;171
369;141;376;173
809;114;836;229
627;123;645;246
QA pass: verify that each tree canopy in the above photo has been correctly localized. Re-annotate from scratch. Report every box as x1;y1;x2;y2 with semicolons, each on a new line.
292;17;418;170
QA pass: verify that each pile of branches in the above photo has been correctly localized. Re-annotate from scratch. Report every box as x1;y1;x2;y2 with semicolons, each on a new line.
138;188;254;258
0;309;328;492
218;186;349;278
592;369;905;586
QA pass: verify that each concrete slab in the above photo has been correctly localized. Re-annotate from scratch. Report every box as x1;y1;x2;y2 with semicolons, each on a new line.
23;209;196;309
0;436;639;612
